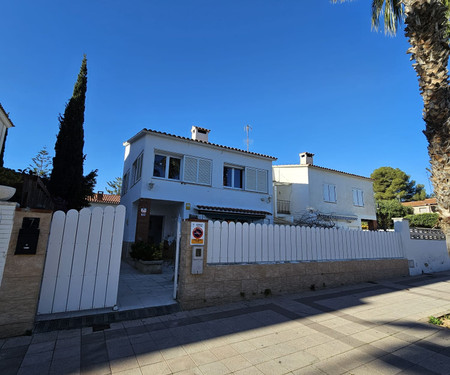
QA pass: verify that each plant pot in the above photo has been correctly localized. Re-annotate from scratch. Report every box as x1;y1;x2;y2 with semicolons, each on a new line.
0;185;16;201
134;259;163;274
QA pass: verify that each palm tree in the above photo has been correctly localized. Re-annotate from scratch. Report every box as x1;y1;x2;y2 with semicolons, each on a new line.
334;0;450;252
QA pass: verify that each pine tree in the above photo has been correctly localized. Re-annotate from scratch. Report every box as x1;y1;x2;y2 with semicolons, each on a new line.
49;55;97;210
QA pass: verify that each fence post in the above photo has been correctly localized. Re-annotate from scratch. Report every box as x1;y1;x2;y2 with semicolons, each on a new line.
393;218;410;260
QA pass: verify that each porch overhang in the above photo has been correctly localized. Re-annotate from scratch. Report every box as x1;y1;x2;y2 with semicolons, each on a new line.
196;205;271;220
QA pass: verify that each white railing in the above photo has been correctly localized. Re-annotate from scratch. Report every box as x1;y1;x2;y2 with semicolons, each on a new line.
207;221;403;264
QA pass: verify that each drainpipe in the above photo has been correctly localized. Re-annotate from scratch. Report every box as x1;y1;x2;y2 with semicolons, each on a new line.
173;215;182;299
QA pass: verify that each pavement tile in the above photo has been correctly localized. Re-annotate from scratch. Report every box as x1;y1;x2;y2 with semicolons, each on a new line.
221;354;253;372
140;360;172;375
109;355;139;373
277;351;319;372
0;356;24;375
26;340;56;354
161;345;188;360
17;361;51;375
21;349;53;366
135;350;164;367
418;352;450;374
31;331;58;344
2;336;32;348
80;360;111;375
49;356;81;375
198;361;231;375
210;344;240;360
255;359;290;375
189;349;218;365
0;344;29;359
166;354;197;372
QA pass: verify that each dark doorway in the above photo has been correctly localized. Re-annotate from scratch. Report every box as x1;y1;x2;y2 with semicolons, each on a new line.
148;215;163;244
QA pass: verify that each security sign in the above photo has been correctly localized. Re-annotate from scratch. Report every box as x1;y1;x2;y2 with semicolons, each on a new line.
190;222;205;245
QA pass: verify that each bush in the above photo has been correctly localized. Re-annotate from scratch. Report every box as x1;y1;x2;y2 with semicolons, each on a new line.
130;241;163;261
405;213;440;228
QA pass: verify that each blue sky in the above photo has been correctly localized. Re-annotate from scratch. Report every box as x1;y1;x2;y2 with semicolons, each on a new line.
0;0;432;194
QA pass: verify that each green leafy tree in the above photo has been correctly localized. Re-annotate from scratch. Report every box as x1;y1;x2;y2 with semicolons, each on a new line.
105;177;122;195
371;167;426;202
333;0;450;248
49;55;97;210
28;147;52;178
377;199;413;230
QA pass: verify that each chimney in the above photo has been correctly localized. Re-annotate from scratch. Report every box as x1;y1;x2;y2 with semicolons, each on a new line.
299;152;314;165
191;126;210;142
97;191;104;201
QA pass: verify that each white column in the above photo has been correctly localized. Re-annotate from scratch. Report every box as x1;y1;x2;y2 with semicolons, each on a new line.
0;202;16;287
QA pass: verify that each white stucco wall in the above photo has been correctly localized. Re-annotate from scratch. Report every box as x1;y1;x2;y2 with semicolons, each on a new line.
273;164;376;229
121;131;275;242
394;219;450;276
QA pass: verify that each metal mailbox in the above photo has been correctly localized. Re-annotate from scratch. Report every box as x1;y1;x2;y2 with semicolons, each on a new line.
15;217;40;255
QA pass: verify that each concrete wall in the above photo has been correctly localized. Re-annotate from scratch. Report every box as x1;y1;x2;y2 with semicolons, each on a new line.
177;221;409;310
0;209;52;338
394;218;450;276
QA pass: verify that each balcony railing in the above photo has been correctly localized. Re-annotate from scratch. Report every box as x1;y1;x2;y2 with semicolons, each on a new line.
277;199;290;214
410;227;446;241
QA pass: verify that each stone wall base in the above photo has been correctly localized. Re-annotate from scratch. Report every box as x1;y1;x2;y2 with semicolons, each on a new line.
178;258;409;310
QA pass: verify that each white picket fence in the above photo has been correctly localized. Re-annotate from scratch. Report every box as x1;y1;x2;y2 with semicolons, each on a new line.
207;221;403;264
37;205;126;315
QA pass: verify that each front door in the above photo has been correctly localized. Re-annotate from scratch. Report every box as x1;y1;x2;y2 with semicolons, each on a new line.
148;215;163;245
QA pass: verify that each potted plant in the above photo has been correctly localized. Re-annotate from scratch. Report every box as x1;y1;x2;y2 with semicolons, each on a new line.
129;241;163;274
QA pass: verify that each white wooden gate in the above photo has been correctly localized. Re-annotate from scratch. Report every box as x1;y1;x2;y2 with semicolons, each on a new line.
37;205;126;315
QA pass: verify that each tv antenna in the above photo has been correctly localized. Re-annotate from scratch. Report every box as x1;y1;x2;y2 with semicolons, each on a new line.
244;124;252;151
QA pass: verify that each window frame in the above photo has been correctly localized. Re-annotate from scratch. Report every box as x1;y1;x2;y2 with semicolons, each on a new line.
122;169;130;196
223;165;244;189
153;153;182;181
131;152;143;186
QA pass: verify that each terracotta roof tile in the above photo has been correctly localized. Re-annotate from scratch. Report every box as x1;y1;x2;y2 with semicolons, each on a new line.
401;198;437;207
87;193;120;205
127;128;277;160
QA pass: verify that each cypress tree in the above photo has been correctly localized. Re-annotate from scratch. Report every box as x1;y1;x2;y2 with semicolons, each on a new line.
49;55;97;210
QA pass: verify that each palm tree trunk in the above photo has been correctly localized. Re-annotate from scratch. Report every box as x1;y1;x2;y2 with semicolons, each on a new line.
404;0;450;253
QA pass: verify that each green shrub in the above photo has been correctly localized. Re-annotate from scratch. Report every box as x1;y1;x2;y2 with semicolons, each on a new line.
405;213;440;228
130;241;163;261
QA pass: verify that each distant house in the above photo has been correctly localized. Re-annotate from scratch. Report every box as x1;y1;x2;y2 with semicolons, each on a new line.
87;191;120;210
120;126;276;250
401;198;437;214
273;152;377;230
0;103;14;156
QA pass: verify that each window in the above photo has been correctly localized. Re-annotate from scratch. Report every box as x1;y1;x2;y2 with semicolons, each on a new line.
184;156;212;185
153;154;181;180
323;183;337;203
352;188;364;207
245;167;268;193
122;170;130;196
131;153;143;185
224;166;243;189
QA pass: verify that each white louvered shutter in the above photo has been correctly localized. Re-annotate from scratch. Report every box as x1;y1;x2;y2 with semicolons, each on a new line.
257;169;268;193
246;168;257;191
198;159;212;185
184;157;198;183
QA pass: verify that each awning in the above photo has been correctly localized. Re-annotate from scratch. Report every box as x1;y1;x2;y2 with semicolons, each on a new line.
196;205;271;220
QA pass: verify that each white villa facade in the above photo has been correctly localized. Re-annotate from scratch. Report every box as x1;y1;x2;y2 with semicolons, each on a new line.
273;152;377;230
120;126;276;249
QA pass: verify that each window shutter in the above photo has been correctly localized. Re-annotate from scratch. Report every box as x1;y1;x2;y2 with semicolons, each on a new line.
257;169;267;193
352;189;358;205
323;184;330;201
358;190;364;206
330;185;336;202
184;157;198;183
198;159;212;185
246;168;257;191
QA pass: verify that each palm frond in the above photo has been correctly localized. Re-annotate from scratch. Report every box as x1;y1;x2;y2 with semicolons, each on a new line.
371;0;404;35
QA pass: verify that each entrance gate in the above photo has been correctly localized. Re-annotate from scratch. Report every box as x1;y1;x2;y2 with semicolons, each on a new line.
37;206;125;315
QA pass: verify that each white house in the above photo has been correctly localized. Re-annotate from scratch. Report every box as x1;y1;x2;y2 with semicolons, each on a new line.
273;152;377;230
120;126;276;250
0;103;14;155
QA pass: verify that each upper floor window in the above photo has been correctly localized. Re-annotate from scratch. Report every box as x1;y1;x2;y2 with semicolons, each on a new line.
153;154;181;180
224;166;243;189
352;188;364;207
323;183;336;203
131;152;143;185
122;170;130;196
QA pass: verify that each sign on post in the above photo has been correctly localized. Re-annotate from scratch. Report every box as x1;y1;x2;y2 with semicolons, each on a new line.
190;222;205;245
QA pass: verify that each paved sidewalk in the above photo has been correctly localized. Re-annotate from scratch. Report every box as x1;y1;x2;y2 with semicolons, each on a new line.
2;271;450;375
